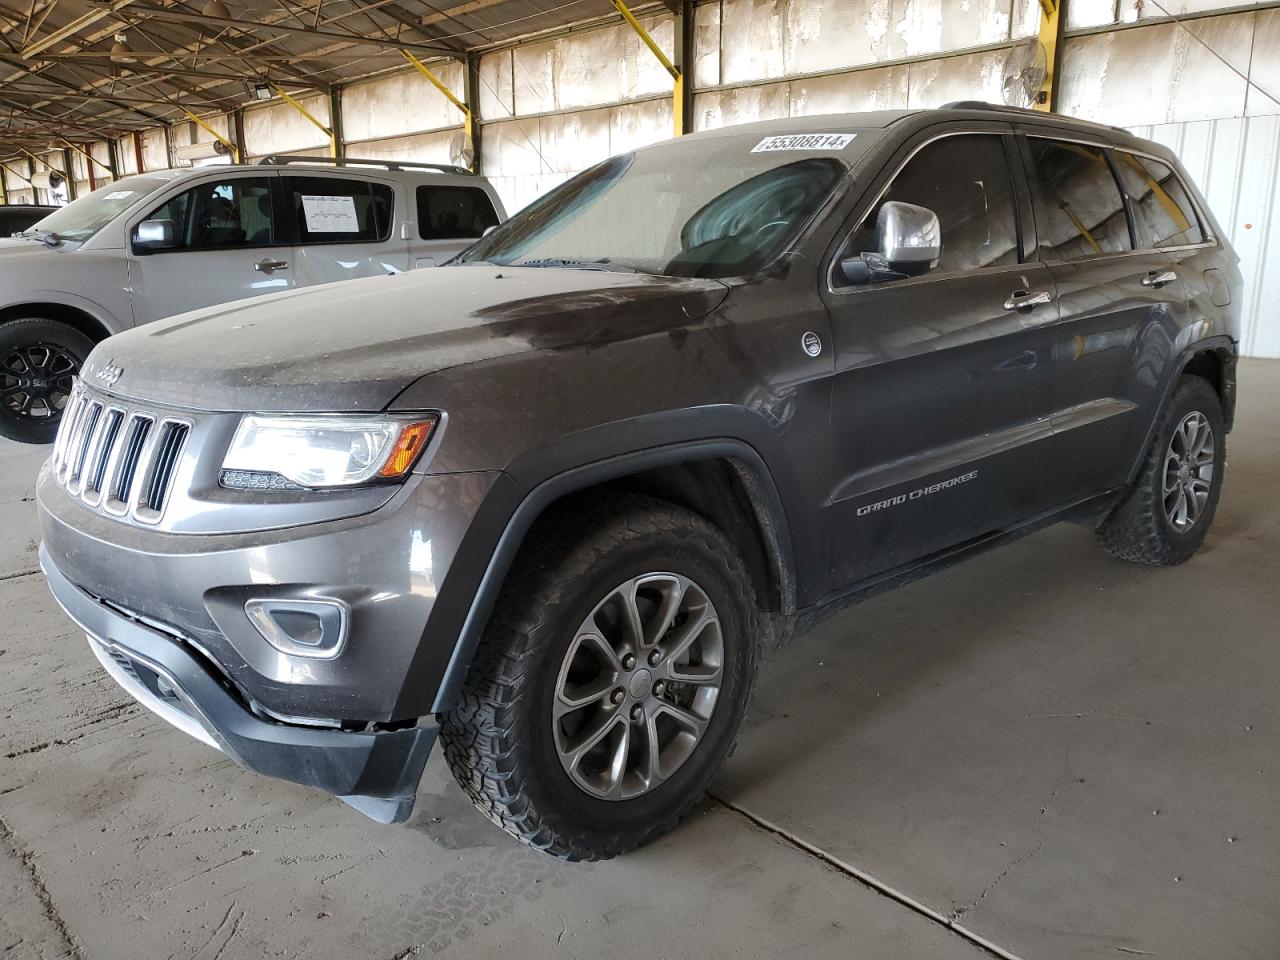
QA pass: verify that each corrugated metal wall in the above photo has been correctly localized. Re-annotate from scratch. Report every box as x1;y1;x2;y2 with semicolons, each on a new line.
1132;116;1280;357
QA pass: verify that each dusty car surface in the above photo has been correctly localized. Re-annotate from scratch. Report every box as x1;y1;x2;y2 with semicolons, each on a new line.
38;104;1239;859
0;156;504;442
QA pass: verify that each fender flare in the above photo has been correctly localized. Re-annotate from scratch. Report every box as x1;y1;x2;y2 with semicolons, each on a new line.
1126;333;1237;484
403;431;801;718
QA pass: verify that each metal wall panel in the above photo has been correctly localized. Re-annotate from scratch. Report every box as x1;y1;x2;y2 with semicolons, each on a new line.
692;83;789;131
479;50;516;121
1247;8;1280;115
715;0;1035;84
482;99;670;213
342;62;466;142
141;129;168;171
1067;0;1265;29
510;15;675;116
718;0;786;84
344;130;462;165
790;64;911;114
906;48;1007;106
693;1;721;88
1132;115;1280;357
243;95;332;156
116;137;137;176
1059;14;1260;125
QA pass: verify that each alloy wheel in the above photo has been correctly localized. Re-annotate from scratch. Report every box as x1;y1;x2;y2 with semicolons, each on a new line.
552;572;724;801
1163;410;1215;532
0;342;79;422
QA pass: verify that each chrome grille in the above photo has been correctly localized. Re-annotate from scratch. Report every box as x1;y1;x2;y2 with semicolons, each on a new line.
51;382;191;525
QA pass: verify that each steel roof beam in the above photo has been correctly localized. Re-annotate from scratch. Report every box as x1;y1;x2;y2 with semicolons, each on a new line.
125;3;460;59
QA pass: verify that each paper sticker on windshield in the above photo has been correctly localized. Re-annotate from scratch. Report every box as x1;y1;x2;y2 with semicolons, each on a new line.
301;195;360;233
105;191;134;200
752;133;856;153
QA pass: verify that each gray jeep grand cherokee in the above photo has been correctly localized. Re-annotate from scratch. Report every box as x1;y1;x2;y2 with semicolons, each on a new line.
38;104;1240;860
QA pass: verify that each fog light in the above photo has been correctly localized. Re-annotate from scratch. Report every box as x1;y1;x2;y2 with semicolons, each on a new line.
245;598;349;659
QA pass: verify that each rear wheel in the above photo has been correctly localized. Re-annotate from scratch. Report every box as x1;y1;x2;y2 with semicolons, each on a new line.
0;318;95;444
1096;375;1225;565
441;494;760;860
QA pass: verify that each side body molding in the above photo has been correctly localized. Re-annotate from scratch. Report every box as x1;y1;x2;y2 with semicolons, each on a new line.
399;425;802;719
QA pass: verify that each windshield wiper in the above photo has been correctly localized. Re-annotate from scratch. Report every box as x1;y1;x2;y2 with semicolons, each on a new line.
18;228;63;248
513;257;637;272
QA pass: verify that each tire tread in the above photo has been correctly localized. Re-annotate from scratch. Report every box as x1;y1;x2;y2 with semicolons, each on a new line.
439;493;759;861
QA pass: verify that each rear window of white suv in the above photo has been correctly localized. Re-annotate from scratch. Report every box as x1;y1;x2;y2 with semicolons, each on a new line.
416;186;499;240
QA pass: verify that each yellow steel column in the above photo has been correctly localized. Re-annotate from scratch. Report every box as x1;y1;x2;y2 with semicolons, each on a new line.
401;50;475;169
1034;0;1062;112
612;0;683;136
181;109;241;162
271;86;338;159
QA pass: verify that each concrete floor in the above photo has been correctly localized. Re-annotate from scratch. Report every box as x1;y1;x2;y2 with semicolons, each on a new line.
2;359;1277;960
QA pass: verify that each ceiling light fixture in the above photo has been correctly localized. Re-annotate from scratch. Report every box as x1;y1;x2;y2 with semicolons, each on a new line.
109;32;136;64
252;81;272;101
201;0;231;18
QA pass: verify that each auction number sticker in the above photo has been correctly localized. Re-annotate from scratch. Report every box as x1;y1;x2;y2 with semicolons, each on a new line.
752;133;856;153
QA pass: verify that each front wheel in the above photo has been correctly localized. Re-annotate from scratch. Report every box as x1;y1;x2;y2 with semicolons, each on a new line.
441;494;760;860
1096;374;1226;565
0;318;95;444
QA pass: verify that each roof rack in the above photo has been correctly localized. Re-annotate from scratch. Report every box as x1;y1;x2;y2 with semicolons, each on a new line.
255;155;472;176
939;100;1131;135
942;100;1049;115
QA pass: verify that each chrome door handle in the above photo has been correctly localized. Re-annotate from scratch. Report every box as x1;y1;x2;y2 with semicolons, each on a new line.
1141;270;1178;288
254;259;289;274
1003;289;1055;312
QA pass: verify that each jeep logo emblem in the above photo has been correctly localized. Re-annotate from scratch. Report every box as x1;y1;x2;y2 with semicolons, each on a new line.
95;361;123;386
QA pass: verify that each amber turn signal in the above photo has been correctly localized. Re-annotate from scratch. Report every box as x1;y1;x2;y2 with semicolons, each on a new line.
378;418;437;478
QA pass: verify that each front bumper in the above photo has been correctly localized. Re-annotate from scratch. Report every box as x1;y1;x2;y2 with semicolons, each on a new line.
41;544;435;824
38;462;500;722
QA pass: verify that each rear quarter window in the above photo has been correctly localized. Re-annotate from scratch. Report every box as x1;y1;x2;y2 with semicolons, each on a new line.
416;186;499;240
1113;152;1206;249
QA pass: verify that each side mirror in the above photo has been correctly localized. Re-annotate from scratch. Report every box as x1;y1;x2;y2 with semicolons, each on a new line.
838;201;941;285
133;218;176;252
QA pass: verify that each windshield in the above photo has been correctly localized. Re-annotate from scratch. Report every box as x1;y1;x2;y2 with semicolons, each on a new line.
26;176;170;242
456;133;858;278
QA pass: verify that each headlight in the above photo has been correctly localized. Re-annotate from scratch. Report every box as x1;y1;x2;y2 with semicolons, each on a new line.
221;414;437;489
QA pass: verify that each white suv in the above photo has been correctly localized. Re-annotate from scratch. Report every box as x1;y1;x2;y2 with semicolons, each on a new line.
0;156;505;443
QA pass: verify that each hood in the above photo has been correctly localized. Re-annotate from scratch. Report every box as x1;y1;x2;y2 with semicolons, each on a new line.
84;265;729;412
0;237;65;260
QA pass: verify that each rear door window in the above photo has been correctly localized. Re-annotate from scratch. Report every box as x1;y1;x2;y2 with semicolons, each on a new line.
417;186;499;240
142;177;276;250
1113;152;1205;249
286;176;394;244
1027;139;1131;261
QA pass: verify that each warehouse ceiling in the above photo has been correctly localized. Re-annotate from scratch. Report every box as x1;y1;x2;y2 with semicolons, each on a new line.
0;0;649;152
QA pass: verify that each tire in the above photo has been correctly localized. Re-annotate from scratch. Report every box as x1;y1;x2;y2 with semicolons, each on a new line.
0;318;95;445
1097;375;1226;565
441;493;760;860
